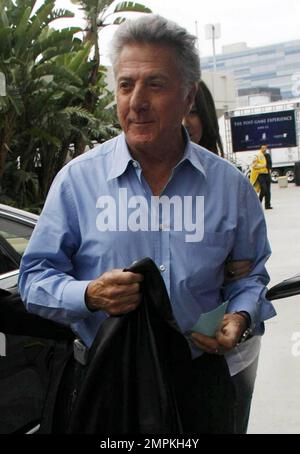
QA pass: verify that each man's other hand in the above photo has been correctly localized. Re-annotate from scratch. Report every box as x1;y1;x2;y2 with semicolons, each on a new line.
85;269;144;316
190;331;222;355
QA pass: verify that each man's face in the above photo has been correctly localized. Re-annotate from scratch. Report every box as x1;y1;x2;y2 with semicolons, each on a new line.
115;43;195;152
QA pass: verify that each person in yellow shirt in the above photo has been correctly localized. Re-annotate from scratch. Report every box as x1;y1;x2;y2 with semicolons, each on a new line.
250;145;273;209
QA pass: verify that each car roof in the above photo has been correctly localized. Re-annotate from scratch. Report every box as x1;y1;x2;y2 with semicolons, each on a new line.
0;204;38;226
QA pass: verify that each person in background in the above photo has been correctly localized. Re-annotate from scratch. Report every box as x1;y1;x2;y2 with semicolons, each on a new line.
183;82;264;434
264;146;273;208
19;15;276;433
183;80;224;157
250;144;273;209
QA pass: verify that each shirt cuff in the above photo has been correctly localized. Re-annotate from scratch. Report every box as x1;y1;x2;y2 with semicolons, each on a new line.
227;297;260;331
62;280;92;320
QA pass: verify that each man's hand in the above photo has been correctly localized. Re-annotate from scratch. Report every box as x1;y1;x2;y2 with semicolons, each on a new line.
85;269;144;316
190;331;221;355
191;313;248;355
215;313;248;351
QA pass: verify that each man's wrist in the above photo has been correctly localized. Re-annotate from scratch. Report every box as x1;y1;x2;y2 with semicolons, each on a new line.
234;311;251;329
85;282;99;312
234;311;253;344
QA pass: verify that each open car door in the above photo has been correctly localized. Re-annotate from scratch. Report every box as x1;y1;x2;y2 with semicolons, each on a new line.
266;274;300;300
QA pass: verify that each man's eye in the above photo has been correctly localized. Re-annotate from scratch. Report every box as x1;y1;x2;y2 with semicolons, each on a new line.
119;82;131;90
150;82;163;89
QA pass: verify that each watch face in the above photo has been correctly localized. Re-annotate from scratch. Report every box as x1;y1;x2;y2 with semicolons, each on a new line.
240;328;252;343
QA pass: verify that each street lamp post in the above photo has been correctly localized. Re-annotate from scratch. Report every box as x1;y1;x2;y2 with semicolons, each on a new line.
205;23;221;73
194;20;201;72
212;25;217;72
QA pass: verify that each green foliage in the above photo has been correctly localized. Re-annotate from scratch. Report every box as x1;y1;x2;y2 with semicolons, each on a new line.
97;1;152;27
0;0;151;211
112;2;152;14
0;0;120;211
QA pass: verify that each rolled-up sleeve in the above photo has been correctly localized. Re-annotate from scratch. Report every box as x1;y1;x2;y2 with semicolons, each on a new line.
224;178;276;330
18;170;92;326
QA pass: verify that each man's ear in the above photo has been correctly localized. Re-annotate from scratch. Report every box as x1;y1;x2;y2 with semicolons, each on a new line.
185;83;198;115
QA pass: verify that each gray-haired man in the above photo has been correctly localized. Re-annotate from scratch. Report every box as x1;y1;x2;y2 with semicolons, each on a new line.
19;14;276;433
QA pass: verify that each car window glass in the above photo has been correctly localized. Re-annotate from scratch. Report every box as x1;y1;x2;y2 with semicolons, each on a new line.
0;248;17;275
0;218;33;256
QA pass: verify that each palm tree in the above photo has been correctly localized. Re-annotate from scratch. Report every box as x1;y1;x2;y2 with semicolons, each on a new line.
0;0;111;207
0;0;151;209
70;1;152;155
0;0;80;181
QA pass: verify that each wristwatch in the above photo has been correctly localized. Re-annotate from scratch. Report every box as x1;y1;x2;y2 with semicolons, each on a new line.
234;311;253;344
237;327;252;344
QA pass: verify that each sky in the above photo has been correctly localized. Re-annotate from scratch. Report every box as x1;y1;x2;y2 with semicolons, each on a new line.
51;0;300;62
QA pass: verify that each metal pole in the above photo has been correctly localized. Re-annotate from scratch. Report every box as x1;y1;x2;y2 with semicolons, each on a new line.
212;25;217;72
195;20;201;73
297;108;300;161
195;21;199;54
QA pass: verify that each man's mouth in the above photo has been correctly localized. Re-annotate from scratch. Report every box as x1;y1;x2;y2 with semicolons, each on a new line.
130;120;155;125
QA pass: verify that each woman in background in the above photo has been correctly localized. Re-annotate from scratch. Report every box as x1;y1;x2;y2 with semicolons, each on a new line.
183;80;259;434
250;144;273;209
183;79;224;157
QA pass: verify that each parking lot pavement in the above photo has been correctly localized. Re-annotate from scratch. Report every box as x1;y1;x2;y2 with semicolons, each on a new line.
248;183;300;434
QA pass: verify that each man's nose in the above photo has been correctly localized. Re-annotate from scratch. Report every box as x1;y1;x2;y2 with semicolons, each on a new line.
129;86;150;112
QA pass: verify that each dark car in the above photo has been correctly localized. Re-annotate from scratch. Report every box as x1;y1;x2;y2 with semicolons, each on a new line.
0;203;37;290
1;204;299;434
0;204;72;434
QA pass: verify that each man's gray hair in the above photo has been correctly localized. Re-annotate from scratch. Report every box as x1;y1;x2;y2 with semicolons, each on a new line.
110;14;201;89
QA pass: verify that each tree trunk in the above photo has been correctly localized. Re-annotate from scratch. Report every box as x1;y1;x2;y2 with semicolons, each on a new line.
72;13;101;158
0;118;14;182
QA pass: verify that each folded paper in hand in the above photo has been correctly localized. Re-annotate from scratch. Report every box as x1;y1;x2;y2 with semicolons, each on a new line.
191;301;229;337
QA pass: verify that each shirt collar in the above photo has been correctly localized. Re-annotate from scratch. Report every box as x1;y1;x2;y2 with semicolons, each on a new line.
107;128;207;181
107;133;133;181
177;127;207;178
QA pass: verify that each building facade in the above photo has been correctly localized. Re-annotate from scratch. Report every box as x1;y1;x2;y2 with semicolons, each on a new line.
200;40;300;100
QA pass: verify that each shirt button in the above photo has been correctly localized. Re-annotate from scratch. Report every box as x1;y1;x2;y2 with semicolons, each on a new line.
132;160;139;168
159;264;166;273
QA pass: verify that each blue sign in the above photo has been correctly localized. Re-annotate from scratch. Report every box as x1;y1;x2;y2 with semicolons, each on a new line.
230;110;297;152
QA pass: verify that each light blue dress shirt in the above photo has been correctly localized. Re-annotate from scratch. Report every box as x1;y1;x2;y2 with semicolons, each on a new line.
19;132;276;352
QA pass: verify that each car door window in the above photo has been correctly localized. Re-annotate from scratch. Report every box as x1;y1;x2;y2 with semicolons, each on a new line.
0;217;33;257
0;247;17;275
